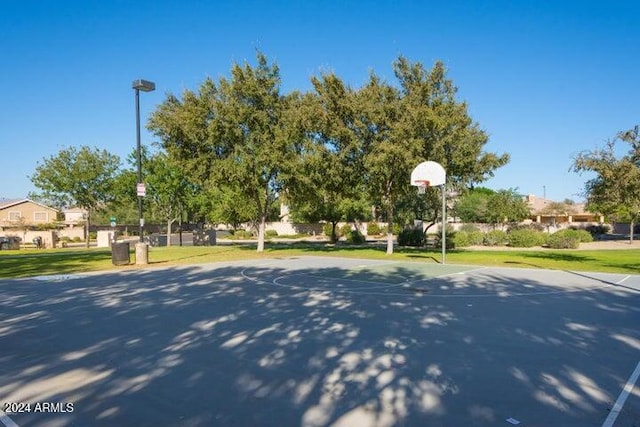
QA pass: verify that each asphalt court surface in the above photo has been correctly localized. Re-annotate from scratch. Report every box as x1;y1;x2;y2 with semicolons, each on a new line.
0;256;639;426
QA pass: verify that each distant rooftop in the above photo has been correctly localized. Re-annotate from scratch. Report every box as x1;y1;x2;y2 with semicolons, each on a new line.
0;198;27;210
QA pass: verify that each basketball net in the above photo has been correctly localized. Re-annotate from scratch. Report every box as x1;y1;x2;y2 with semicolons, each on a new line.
416;180;430;194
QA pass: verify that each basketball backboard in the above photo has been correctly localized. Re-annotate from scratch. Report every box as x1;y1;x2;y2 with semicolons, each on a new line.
410;161;446;187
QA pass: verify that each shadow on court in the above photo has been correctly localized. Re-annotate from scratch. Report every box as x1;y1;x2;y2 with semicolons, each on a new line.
0;259;639;426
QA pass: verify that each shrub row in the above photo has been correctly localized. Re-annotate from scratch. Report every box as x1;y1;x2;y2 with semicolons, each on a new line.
446;228;593;249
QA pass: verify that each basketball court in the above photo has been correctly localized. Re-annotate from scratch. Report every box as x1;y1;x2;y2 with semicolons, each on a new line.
1;256;639;426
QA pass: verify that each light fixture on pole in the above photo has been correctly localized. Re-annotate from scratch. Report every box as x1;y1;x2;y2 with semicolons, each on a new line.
132;79;155;243
132;79;155;265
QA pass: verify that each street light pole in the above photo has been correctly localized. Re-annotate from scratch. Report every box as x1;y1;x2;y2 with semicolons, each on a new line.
132;79;155;243
134;87;143;242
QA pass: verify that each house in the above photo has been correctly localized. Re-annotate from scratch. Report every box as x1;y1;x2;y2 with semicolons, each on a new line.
63;207;87;226
524;195;604;226
0;199;60;229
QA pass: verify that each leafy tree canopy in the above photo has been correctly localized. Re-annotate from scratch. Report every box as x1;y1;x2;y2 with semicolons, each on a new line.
30;145;121;247
149;52;297;251
572;132;640;241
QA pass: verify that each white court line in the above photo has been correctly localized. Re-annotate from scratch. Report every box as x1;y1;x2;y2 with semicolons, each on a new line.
0;410;19;427
601;360;640;427
616;275;631;285
304;273;408;286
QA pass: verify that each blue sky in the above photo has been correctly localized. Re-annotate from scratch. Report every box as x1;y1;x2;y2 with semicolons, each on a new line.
2;0;639;202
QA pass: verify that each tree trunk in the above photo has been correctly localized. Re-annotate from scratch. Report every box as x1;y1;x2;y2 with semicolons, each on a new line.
630;220;635;243
386;205;394;255
167;219;173;247
331;221;338;243
85;208;91;249
257;214;266;252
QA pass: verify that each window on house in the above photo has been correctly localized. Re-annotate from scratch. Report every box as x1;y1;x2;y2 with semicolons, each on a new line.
34;212;48;222
8;211;21;221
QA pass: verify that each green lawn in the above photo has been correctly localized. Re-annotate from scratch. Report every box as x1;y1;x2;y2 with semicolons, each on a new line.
0;243;639;278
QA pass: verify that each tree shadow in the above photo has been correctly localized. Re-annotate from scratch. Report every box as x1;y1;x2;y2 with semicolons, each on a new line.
521;252;597;263
0;259;638;426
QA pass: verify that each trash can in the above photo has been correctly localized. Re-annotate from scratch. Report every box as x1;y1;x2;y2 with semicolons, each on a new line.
111;241;130;265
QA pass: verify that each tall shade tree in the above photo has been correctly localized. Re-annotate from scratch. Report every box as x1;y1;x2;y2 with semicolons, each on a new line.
572;136;640;242
392;58;509;229
145;151;194;246
284;75;371;242
453;187;495;223
485;189;531;228
352;57;508;254
30;146;121;247
353;73;409;254
149;52;296;251
452;187;529;227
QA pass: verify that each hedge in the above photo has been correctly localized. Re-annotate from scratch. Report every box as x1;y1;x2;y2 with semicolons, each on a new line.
507;229;546;248
453;231;484;247
398;228;425;247
483;230;508;246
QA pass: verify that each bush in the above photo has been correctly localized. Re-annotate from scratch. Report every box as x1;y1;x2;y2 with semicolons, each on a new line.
468;231;484;245
453;230;484;247
265;230;278;238
507;229;545;248
507;222;545;232
572;229;593;243
548;229;581;249
547;229;592;249
345;228;366;244
483;230;507;246
72;236;82;243
452;232;469;248
339;224;353;237
232;229;253;239
388;223;403;236
434;225;456;249
367;222;382;236
398;228;425;247
585;224;610;237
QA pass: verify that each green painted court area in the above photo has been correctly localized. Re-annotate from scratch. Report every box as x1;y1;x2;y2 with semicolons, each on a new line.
0;256;639;427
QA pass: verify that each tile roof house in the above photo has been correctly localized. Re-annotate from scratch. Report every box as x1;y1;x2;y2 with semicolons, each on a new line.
0;199;60;229
524;195;603;225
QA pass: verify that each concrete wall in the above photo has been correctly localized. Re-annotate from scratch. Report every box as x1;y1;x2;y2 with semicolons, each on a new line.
265;222;324;236
0;230;58;248
58;227;86;241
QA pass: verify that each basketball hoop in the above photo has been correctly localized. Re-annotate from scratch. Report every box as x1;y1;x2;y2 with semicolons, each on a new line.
415;180;430;194
410;160;447;265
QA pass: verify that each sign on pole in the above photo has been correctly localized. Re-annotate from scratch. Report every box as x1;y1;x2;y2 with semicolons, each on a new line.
136;183;146;197
110;216;116;228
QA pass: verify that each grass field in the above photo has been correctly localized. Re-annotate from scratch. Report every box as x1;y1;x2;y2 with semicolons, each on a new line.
1;242;639;278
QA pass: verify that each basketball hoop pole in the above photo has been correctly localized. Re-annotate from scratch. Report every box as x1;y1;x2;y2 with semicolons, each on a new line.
411;161;447;265
441;184;446;265
416;181;445;264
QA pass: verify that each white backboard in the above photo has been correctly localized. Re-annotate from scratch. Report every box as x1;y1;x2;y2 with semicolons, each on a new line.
410;161;446;187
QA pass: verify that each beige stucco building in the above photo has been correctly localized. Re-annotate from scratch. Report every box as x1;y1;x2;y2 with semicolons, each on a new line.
0;199;60;229
524;195;604;225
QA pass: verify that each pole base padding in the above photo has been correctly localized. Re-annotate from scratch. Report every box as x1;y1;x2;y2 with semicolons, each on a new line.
135;242;149;265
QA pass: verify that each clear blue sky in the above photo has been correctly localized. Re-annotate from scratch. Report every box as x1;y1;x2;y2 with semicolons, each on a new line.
2;0;639;202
